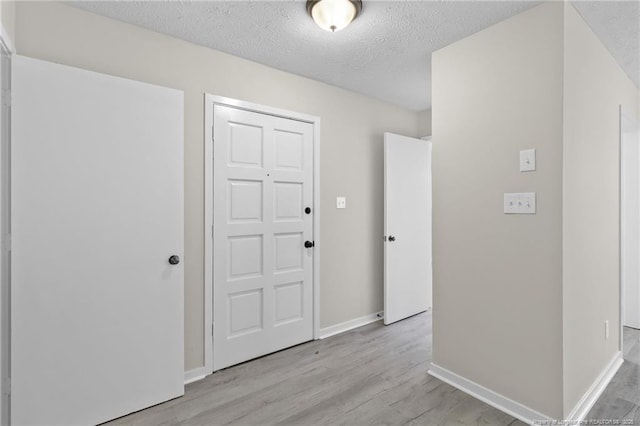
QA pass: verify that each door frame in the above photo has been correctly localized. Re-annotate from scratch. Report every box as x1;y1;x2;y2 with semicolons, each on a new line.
203;94;321;375
619;104;624;352
0;26;12;426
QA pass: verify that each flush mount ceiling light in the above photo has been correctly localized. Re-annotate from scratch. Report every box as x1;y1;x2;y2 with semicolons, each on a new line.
306;0;363;32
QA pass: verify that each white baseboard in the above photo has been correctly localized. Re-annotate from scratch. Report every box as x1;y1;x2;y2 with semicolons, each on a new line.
428;363;553;425
184;366;208;385
564;351;623;423
319;311;383;339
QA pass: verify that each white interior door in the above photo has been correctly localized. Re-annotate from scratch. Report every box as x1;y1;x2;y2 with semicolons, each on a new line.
622;112;640;329
213;104;313;371
384;132;432;325
11;56;184;425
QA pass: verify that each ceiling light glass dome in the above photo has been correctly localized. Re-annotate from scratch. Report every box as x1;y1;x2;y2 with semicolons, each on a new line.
306;0;362;32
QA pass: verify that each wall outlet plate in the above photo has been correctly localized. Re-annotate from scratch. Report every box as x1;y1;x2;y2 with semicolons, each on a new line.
504;192;536;214
336;197;346;209
520;149;536;172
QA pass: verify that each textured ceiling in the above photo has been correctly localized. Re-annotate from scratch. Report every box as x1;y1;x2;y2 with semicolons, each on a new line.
68;1;639;111
572;1;639;91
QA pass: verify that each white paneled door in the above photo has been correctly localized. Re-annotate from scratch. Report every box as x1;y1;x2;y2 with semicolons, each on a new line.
11;56;184;425
213;105;314;371
384;133;432;325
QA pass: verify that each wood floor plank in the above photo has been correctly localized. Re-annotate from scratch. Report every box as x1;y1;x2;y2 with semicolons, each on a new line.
586;326;640;422
105;312;560;426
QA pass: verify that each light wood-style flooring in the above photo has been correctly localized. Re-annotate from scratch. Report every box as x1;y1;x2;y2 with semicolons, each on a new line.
107;312;636;425
586;326;640;422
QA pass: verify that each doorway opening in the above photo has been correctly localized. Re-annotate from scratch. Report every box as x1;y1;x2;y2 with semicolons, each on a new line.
620;106;640;364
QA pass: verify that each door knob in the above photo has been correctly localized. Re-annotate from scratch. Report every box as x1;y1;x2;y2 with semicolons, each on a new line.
388;236;396;242
168;255;180;265
304;241;315;248
305;207;312;214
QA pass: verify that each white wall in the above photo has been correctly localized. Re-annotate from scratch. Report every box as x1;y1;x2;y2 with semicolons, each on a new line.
432;2;565;418
13;1;422;371
562;2;639;414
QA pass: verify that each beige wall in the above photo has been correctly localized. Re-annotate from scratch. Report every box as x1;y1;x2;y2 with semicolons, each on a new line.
14;2;422;371
432;3;565;418
0;1;15;47
433;1;640;420
562;2;639;415
418;108;432;138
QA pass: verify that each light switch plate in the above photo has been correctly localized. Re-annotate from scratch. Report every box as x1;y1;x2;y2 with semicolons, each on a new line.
520;149;536;172
336;197;346;209
504;192;536;214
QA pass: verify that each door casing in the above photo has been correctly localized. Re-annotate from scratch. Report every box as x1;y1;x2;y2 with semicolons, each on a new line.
0;26;11;426
204;94;321;375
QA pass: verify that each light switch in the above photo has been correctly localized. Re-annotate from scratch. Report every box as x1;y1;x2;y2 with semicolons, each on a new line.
520;149;536;172
504;192;536;214
336;197;346;209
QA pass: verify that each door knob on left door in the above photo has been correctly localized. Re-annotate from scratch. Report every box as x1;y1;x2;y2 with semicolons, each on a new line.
168;255;180;265
388;236;396;242
304;241;315;248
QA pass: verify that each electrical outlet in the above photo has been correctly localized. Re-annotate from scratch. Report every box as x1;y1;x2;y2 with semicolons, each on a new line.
605;320;609;340
336;197;346;209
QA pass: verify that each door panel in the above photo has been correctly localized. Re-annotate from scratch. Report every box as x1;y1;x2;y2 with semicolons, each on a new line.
213;105;313;371
384;132;432;325
229;180;263;222
11;56;184;425
275;182;303;220
275;130;304;170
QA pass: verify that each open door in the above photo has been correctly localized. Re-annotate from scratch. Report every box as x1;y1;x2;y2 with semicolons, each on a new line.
11;56;184;425
384;133;432;325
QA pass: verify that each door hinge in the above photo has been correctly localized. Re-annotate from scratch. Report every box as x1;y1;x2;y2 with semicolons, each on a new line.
211;126;215;143
211;323;214;336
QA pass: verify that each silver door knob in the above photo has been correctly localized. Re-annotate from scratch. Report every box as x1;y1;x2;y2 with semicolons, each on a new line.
168;255;180;265
388;236;396;242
